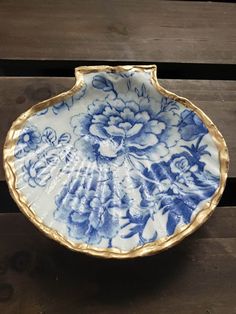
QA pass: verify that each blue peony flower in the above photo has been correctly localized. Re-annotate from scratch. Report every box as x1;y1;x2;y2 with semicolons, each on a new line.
71;96;180;165
178;109;208;141
52;100;73;115
54;168;129;244
15;125;41;158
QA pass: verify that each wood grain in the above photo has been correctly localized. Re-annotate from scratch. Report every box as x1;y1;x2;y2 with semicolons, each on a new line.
0;0;236;63
0;1;235;313
0;77;235;180
0;211;235;314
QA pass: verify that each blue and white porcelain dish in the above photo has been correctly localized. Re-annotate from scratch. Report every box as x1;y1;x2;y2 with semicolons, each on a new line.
4;65;229;258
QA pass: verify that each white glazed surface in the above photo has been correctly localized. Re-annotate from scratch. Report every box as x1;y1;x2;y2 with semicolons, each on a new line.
12;68;220;252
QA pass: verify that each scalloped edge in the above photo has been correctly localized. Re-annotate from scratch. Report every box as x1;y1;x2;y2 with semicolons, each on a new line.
3;65;229;258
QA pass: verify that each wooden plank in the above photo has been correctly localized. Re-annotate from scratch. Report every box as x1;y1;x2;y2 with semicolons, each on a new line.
0;0;236;63
190;207;236;239
167;0;236;2
0;211;235;314
0;77;235;180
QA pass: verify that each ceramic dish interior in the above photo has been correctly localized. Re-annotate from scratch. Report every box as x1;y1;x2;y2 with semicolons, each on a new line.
3;65;229;258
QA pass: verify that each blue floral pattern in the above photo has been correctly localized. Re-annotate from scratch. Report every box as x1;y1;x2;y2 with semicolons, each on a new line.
16;125;74;187
35;83;87;116
71;79;180;166
128;151;218;240
178;110;208;141
54;168;129;245
14;69;220;251
15;125;41;158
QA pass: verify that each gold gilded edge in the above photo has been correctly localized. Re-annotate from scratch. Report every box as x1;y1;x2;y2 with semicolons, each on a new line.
3;65;229;259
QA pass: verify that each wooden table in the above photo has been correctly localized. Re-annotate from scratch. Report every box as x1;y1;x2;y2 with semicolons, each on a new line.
0;1;235;313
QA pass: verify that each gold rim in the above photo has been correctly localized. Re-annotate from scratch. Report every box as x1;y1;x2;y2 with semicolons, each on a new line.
3;65;229;259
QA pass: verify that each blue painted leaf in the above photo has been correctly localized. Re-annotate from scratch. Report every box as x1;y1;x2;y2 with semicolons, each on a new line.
15;147;26;159
123;224;143;239
198;144;211;156
65;151;74;163
161;97;179;112
52;101;70;115
141;84;147;97
42;127;57;144
36;108;48;116
199;144;208;152
92;75;114;92
181;144;197;155
160;196;174;214
130;175;142;188
135;87;140;97
58;133;71;145
119;72;134;78
135;84;148;99
74;83;87;101
127;79;131;90
140;230;158;243
167;212;181;236
44;149;59;165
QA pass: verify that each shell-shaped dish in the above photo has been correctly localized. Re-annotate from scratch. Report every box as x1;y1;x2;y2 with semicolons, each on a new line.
3;65;229;258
